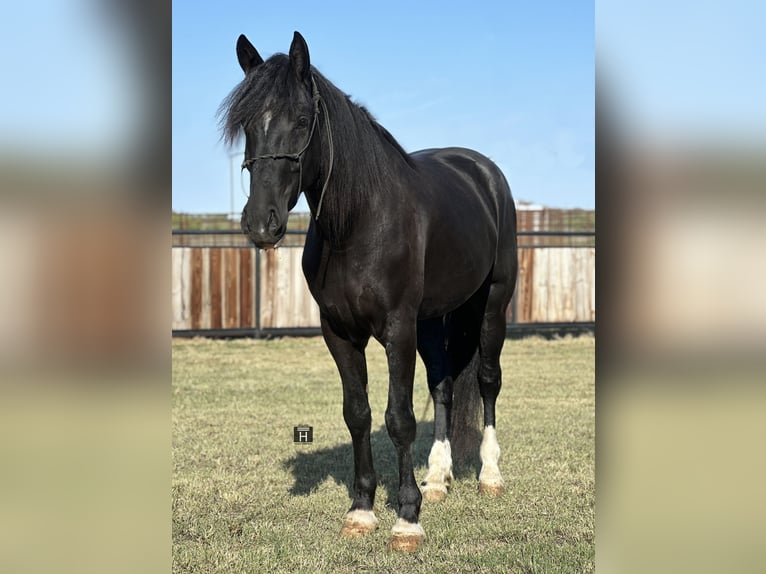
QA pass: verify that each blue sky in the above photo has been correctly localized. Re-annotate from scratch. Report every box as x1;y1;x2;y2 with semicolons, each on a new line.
0;2;137;159
597;1;766;144
172;1;595;213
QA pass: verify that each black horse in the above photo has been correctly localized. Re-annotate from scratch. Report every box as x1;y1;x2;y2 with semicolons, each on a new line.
220;32;518;552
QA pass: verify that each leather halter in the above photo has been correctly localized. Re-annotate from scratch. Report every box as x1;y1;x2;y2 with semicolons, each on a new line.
241;75;334;219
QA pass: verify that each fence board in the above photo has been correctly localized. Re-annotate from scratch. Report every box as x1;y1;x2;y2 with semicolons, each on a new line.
260;250;277;328
171;249;182;329
200;248;211;329
224;248;239;328
191;248;203;330
240;249;253;328
172;248;191;330
209;249;222;329
516;248;535;323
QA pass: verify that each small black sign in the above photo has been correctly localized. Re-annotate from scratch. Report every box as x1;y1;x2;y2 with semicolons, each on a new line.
293;425;313;443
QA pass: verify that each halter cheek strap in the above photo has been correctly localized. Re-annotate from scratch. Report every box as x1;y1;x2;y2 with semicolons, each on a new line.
241;75;334;220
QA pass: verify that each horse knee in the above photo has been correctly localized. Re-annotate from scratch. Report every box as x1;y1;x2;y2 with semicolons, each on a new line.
344;404;371;436
385;407;416;446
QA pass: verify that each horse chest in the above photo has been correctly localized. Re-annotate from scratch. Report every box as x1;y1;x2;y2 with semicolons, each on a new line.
304;253;394;339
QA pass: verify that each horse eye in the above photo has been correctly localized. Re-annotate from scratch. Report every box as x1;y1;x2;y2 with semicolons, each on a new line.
296;116;309;129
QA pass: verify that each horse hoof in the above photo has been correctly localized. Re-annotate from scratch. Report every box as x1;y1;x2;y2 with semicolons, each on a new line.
340;509;378;538
421;484;448;502
388;519;425;553
388;533;425;553
478;481;506;496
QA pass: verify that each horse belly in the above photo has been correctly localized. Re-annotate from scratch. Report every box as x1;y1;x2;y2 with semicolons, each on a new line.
419;244;494;319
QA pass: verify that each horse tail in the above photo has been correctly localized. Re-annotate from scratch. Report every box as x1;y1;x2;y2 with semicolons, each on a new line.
448;340;483;467
445;275;492;466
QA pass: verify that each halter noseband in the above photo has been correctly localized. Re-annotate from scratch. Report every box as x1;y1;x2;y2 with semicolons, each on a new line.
241;75;334;220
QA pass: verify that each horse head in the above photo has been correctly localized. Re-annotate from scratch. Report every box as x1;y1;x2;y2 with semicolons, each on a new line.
227;32;323;248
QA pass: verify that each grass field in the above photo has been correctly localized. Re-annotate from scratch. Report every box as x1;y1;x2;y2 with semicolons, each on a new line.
173;335;594;573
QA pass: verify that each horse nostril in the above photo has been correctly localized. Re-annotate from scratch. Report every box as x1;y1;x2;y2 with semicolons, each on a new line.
267;209;283;236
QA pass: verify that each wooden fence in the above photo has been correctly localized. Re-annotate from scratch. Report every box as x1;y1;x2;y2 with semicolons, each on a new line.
172;239;594;333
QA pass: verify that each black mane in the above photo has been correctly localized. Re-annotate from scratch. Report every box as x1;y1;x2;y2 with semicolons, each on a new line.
218;54;416;239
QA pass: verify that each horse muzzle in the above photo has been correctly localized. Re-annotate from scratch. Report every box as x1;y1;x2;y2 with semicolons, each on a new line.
241;207;286;249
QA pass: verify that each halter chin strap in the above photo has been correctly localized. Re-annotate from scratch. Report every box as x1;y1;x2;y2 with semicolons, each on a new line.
241;75;334;220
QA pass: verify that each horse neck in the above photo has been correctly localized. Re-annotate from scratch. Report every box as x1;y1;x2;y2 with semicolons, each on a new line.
306;91;416;244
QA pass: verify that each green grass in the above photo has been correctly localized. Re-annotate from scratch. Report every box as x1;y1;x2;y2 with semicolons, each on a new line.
173;336;594;573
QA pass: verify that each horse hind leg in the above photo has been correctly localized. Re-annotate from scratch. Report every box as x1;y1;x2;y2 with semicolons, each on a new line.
421;437;453;502
416;317;453;502
477;281;513;496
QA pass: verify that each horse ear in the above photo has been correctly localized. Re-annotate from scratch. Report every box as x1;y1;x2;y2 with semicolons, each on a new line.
289;31;311;83
236;34;263;75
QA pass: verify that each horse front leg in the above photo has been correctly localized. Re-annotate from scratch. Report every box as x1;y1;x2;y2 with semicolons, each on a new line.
320;318;378;537
382;314;425;552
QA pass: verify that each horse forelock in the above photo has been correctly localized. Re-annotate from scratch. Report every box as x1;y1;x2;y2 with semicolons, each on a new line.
218;54;309;145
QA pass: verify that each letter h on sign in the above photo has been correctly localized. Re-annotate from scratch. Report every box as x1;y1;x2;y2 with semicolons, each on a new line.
293;425;313;443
